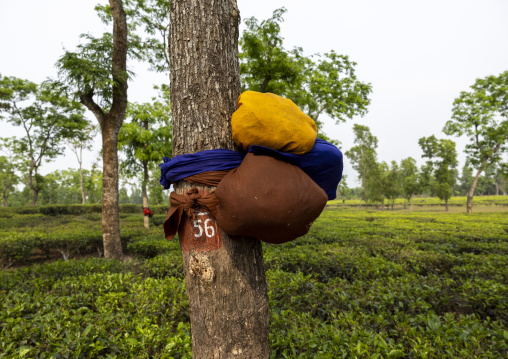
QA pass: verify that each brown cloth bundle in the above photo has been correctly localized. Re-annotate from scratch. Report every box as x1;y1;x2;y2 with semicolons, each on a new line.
163;171;227;240
214;153;328;244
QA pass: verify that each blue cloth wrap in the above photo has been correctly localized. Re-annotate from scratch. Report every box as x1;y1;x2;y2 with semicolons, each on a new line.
249;139;343;200
159;140;343;200
159;149;245;189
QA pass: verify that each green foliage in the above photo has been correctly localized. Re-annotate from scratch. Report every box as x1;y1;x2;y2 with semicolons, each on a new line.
346;124;379;203
0;154;18;206
118;86;172;209
239;8;371;136
400;157;420;201
55;32;140;110
445;71;508;169
2;208;507;357
419;135;458;204
95;0;171;74
0;75;89;204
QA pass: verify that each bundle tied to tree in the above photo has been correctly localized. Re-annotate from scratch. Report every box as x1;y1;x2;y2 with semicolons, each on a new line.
160;91;344;244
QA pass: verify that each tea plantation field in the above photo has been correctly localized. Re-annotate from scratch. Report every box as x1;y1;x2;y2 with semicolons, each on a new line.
0;203;507;358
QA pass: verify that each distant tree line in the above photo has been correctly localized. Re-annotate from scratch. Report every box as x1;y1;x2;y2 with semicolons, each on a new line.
0;5;506;220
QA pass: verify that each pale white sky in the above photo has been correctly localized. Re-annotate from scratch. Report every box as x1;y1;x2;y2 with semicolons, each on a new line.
1;0;507;186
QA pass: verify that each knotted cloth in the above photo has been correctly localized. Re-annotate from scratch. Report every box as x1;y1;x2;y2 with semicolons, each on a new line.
164;178;224;241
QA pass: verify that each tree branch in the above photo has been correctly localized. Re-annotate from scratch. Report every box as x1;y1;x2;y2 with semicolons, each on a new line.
80;92;106;128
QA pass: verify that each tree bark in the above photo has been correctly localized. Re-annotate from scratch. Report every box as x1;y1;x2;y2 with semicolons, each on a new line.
445;198;449;212
78;147;86;204
98;0;128;260
28;161;39;206
101;121;123;259
467;158;489;214
169;1;270;357
142;159;149;229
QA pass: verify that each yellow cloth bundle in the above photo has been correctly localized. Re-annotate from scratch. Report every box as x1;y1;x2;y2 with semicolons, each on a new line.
231;91;317;155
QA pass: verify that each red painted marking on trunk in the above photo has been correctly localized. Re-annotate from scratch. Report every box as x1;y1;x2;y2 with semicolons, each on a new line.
179;210;222;253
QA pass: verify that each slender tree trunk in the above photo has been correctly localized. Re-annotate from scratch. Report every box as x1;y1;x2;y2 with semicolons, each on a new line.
169;1;269;357
2;196;8;207
79;0;127;260
445;198;449;212
467;160;489;214
79;147;86;204
409;193;414;213
101;122;123;259
142;159;149;229
381;198;384;211
342;199;345;209
28;162;39;206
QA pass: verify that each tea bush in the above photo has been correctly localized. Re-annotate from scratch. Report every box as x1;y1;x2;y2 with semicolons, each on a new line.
0;204;507;357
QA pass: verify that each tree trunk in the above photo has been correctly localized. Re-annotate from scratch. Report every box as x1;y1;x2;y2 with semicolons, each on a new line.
142;159;149;229
79;147;86;204
2;196;7;207
342;199;345;209
28;163;38;206
78;0;127;260
381;198;384;211
445;198;449;212
467;160;489;214
409;193;414;213
101;122;123;259
169;1;270;357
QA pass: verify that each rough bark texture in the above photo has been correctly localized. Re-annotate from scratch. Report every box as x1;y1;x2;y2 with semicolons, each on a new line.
142;159;149;229
101;122;123;259
169;1;270;357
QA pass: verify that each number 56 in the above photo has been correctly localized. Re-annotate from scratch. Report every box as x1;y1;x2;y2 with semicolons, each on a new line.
193;217;215;238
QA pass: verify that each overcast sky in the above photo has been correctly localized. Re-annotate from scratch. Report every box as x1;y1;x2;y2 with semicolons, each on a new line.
1;0;507;186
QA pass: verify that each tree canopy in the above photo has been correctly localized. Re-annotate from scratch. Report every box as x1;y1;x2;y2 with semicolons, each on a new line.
239;8;372;138
0;75;88;205
444;70;508;212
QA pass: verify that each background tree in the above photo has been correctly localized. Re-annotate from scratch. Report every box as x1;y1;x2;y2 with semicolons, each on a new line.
400;157;420;212
95;0;170;73
419;135;458;211
118;86;171;228
240;8;372;140
169;0;269;356
346;124;379;206
493;163;508;195
65;124;98;204
384;161;402;210
0;156;18;207
444;71;508;213
0;76;88;205
337;175;351;208
458;165;474;196
0;137;20;207
56;0;129;259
